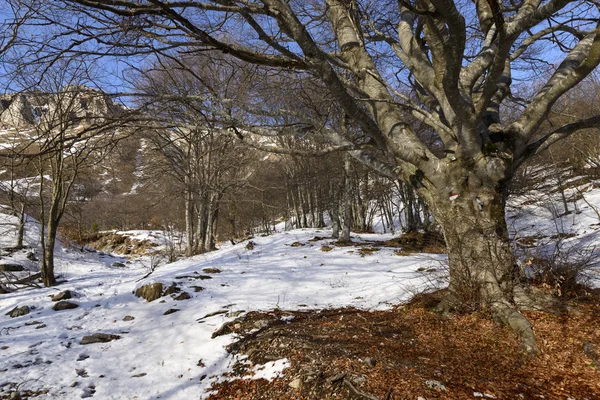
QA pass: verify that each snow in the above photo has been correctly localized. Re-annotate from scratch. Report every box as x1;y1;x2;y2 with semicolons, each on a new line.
244;358;290;381
0;219;444;399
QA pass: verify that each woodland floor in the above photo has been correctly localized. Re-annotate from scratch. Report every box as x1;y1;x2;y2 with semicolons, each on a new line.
209;292;600;400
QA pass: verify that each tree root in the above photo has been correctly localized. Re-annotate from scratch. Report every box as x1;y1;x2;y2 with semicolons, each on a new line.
434;288;541;355
513;285;562;313
491;300;539;355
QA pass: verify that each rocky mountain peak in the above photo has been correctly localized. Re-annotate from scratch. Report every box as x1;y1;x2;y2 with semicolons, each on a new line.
0;86;123;129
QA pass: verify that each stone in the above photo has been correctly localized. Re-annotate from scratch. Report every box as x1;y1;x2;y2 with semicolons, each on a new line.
6;306;30;318
163;309;180;315
0;264;25;272
174;292;191;301
51;290;75;302
123;315;135;321
35;324;47;329
134;282;163;302
53;301;79;311
111;262;126;268
191;286;204;292
288;378;302;389
202;268;221;274
163;284;180;296
80;333;121;345
424;380;447;392
364;357;377;367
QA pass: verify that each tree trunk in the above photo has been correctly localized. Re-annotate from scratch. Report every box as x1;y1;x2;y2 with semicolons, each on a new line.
42;219;58;287
431;186;538;354
184;183;195;257
16;203;25;249
340;156;352;243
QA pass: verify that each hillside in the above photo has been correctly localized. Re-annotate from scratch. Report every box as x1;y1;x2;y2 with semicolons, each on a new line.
1;179;599;399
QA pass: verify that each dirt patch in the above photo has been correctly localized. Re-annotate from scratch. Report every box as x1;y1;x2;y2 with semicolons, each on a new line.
208;297;600;399
79;232;157;255
381;231;446;254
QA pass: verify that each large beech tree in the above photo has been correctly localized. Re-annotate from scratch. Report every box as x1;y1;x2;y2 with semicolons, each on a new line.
8;0;600;352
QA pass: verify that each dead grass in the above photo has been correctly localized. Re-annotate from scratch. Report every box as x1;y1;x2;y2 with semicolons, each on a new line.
208;295;600;400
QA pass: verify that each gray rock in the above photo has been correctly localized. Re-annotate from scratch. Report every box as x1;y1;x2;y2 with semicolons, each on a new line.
6;306;30;318
111;262;126;268
424;380;447;392
163;309;180;315
0;264;25;272
80;333;121;345
364;357;377;368
51;290;75;302
134;282;163;302
53;301;79;311
174;292;191;301
163;284;180;296
123;315;135;321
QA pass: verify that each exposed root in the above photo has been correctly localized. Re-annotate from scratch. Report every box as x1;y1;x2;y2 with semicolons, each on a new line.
492;300;540;355
434;291;461;315
433;287;542;355
513;285;561;312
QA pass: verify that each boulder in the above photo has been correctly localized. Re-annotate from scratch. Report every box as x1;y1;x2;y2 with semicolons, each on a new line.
163;309;180;315
51;290;75;302
0;263;25;272
174;292;191;301
5;306;30;318
134;282;163;302
163;284;180;296
123;315;135;321
53;301;79;311
81;333;121;345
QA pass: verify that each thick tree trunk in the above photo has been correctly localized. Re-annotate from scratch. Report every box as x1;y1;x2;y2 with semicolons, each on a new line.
431;187;539;353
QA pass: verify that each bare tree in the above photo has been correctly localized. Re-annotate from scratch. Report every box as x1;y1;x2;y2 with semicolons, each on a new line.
10;0;600;352
5;61;126;286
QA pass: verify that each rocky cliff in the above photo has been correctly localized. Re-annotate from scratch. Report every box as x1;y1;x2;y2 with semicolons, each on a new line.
0;86;123;129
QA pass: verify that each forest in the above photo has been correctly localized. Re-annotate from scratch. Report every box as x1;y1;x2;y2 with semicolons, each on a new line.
0;1;599;399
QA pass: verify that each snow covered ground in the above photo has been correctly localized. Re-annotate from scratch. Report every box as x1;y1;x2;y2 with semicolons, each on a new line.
0;218;444;399
1;181;599;399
